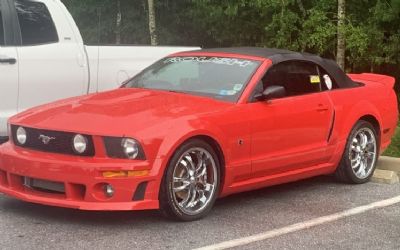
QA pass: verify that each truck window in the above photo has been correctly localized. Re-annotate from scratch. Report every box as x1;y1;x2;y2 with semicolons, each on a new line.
0;2;4;46
14;0;58;45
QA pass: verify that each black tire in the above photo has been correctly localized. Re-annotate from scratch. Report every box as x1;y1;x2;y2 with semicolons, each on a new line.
335;120;379;184
159;139;221;221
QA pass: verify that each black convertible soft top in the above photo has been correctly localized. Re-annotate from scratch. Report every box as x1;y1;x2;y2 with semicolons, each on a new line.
188;47;358;88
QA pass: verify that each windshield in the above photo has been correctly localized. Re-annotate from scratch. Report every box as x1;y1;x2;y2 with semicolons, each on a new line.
123;56;261;102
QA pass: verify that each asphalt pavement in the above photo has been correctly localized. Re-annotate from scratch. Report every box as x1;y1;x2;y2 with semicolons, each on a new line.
0;176;399;250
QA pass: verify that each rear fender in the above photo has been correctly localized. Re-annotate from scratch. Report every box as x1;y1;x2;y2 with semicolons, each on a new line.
341;101;382;146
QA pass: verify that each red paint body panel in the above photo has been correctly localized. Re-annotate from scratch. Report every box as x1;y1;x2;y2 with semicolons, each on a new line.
0;52;398;211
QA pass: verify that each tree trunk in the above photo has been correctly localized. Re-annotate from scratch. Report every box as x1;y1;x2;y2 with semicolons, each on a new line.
147;0;158;45
115;0;122;44
336;0;346;70
296;0;306;17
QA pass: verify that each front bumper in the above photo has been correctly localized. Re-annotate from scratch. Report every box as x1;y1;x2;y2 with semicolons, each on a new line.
0;142;159;211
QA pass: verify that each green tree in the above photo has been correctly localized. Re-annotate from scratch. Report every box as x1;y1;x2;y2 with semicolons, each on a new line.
62;0;400;105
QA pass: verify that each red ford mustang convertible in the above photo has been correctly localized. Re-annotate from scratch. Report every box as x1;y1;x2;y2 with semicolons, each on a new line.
0;48;398;221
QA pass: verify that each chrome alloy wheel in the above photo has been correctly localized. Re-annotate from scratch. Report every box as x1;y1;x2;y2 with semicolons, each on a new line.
349;127;377;179
171;147;218;216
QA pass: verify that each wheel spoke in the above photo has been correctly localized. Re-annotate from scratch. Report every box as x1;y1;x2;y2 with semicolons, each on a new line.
180;159;188;167
195;151;205;170
204;183;214;192
356;160;366;177
173;181;190;192
352;159;361;169
198;190;207;205
173;176;187;182
196;164;207;179
185;154;196;172
177;160;190;178
360;132;368;149
366;151;375;159
179;186;193;207
186;187;199;208
365;142;375;152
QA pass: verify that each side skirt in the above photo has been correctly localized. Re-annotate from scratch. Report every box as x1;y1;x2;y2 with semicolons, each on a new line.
221;163;334;197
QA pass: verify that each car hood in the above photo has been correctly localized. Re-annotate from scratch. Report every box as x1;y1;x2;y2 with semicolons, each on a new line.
10;88;232;137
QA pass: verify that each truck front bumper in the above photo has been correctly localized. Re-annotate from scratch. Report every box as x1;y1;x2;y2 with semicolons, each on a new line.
0;136;8;145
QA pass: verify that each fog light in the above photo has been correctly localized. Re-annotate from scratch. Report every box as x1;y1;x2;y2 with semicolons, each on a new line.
104;184;114;197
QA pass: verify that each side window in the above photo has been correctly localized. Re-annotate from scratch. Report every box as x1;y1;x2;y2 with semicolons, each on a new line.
262;61;321;98
14;0;58;45
319;66;339;90
0;2;5;46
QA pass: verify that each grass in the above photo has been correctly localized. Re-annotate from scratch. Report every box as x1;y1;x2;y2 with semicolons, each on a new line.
383;123;400;158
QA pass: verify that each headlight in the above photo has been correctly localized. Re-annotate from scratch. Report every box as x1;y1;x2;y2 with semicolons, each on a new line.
73;134;88;154
16;127;27;145
103;137;145;160
121;138;139;159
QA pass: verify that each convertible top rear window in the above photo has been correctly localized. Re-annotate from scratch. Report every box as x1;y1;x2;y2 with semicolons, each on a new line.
124;56;261;102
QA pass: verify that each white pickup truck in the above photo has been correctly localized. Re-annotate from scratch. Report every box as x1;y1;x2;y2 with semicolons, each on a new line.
0;0;197;142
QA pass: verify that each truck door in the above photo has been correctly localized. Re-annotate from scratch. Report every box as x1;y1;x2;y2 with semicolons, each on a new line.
11;0;87;111
0;0;18;138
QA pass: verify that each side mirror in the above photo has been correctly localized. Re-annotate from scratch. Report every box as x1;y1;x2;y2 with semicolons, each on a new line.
256;85;286;101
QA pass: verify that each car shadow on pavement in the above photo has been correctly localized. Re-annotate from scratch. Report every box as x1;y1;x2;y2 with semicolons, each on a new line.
0;175;340;225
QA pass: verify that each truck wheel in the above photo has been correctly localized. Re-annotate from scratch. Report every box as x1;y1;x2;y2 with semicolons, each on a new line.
335;120;379;184
159;139;220;221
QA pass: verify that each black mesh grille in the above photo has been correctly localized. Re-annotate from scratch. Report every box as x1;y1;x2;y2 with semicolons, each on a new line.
11;125;95;157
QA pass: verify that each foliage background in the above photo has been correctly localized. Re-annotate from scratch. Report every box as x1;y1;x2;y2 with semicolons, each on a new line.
62;0;400;102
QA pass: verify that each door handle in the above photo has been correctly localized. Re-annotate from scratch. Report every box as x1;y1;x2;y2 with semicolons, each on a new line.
0;58;17;65
316;104;329;112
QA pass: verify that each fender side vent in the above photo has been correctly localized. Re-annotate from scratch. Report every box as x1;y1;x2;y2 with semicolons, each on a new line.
327;110;336;142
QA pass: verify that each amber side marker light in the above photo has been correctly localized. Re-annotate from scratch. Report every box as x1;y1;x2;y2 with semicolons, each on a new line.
102;170;149;178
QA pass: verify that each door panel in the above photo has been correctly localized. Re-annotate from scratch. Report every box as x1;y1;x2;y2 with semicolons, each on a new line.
249;60;335;176
0;47;18;136
0;0;18;136
17;43;87;110
250;93;333;176
13;0;86;111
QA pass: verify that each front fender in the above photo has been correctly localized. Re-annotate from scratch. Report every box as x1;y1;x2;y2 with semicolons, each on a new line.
155;118;228;171
145;117;229;199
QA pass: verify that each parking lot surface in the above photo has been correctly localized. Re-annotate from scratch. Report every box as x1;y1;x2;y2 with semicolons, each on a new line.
0;176;399;250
